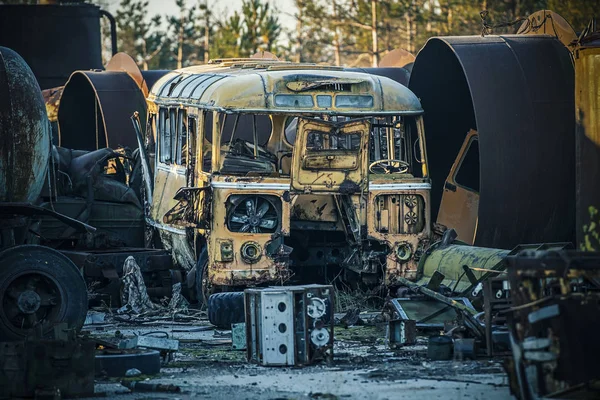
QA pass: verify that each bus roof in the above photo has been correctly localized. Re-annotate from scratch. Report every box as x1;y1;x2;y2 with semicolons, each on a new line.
148;59;423;115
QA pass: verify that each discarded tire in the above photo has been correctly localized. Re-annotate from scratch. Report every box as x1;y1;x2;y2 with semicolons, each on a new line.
208;292;245;329
95;349;161;377
0;245;88;340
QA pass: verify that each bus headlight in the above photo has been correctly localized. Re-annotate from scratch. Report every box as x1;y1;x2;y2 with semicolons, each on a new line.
396;242;413;262
241;241;262;264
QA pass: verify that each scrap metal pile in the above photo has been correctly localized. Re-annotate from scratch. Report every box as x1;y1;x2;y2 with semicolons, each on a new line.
0;2;598;399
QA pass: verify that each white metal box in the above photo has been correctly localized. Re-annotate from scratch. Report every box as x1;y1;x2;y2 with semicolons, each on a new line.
245;285;334;366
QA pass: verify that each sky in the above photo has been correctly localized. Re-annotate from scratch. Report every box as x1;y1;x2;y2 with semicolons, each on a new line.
103;0;297;30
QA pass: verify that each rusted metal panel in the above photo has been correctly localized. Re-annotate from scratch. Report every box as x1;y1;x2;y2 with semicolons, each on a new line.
505;250;600;399
291;118;369;194
0;47;50;203
58;70;148;151
517;10;577;48
207;177;292;287
378;48;415;69
575;28;600;251
409;35;575;249
347;67;411;87
148;63;423;116
366;182;431;284
437;129;479;244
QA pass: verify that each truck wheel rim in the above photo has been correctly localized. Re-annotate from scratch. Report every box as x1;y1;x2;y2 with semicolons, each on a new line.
1;271;64;333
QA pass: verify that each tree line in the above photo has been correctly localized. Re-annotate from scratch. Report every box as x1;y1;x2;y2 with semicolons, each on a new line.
3;0;596;68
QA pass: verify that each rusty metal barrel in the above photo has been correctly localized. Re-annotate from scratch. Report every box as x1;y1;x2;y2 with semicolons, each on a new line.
0;47;50;202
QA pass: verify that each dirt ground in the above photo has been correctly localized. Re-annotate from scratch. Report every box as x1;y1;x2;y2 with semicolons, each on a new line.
84;316;513;400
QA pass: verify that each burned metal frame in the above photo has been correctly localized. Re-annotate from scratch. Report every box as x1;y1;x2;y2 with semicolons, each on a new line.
386;296;476;330
147;60;432;291
505;250;600;399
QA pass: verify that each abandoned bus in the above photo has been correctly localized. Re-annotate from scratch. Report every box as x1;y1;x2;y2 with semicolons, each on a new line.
145;59;431;295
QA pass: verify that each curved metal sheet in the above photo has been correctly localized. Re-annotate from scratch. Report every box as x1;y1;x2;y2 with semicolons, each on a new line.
0;46;50;202
409;35;575;249
148;67;422;115
58;70;147;151
378;48;415;69
141;70;170;94
346;67;411;87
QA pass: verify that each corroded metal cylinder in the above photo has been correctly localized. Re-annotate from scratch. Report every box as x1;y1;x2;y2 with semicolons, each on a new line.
0;47;50;202
418;244;509;292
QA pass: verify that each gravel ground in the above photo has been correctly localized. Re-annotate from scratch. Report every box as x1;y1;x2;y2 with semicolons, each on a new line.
83;318;513;400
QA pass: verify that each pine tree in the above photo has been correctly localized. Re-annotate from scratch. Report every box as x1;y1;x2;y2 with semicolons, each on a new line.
115;0;165;70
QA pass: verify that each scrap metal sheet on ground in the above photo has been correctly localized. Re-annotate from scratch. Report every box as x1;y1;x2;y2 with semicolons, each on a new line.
409;35;575;249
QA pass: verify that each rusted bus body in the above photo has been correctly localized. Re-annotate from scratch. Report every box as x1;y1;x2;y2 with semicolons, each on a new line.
146;59;430;289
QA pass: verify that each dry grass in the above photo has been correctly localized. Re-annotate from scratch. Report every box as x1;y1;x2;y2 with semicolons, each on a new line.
333;286;386;313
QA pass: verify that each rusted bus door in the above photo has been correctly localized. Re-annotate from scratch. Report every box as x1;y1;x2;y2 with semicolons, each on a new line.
190;110;211;226
291;118;370;193
159;109;211;228
437;130;480;244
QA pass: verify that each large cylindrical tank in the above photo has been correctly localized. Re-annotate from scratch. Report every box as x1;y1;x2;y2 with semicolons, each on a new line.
409;35;575;249
0;47;50;202
0;3;104;89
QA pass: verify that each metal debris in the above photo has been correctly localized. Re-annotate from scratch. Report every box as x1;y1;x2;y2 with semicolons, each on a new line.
246;285;334;366
504;250;600;399
119;335;180;352
232;322;247;350
84;311;106;326
387;319;416;348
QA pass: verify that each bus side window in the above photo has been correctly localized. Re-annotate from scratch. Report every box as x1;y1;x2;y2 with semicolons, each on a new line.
159;108;172;164
202;111;213;172
176;109;188;166
169;108;177;163
187;115;197;169
146;113;156;148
